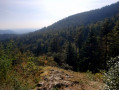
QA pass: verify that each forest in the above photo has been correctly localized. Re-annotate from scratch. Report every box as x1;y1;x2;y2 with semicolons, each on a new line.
0;1;119;90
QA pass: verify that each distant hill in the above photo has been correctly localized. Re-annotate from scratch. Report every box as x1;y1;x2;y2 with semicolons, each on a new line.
0;30;15;34
0;30;17;41
0;34;18;41
11;28;37;34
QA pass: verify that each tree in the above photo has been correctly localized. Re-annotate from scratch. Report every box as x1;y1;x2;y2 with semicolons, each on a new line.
65;42;77;70
108;21;119;57
0;42;13;82
79;29;101;73
100;19;111;70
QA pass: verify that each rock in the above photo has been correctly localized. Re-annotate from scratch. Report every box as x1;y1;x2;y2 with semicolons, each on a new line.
33;68;105;90
36;83;42;87
44;77;48;81
36;82;44;87
35;69;79;90
50;69;54;72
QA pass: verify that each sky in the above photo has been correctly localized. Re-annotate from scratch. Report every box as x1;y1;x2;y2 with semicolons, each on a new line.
0;0;119;30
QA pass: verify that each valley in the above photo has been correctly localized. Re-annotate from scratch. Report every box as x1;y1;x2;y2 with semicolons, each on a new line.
0;1;119;90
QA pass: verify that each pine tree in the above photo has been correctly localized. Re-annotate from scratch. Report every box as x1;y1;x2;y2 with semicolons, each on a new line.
65;42;77;70
100;19;111;70
79;29;101;73
109;21;119;57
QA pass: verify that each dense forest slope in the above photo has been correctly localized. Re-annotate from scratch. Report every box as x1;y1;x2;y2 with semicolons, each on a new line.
37;1;119;31
1;1;119;41
1;1;119;73
0;34;18;41
0;2;119;90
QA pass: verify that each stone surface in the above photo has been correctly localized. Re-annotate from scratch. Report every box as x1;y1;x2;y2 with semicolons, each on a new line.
35;69;79;90
34;68;105;90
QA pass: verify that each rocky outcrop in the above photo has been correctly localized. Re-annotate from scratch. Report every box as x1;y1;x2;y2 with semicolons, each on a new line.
35;69;80;90
33;67;105;90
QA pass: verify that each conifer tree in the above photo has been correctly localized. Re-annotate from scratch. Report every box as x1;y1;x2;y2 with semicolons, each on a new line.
79;29;101;72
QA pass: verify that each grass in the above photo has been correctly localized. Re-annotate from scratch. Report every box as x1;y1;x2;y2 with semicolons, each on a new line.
0;64;105;90
39;66;105;90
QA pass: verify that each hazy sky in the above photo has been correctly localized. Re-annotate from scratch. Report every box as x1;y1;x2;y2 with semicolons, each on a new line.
0;0;118;30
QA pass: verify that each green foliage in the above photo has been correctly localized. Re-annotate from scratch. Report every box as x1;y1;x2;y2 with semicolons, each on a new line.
29;55;57;66
0;2;119;90
1;14;119;73
0;42;42;89
0;2;119;76
23;61;39;75
78;30;102;72
0;42;13;82
65;42;77;70
105;56;119;90
108;21;119;57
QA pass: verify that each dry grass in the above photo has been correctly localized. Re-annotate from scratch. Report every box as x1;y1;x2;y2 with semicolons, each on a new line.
39;66;105;90
0;65;105;90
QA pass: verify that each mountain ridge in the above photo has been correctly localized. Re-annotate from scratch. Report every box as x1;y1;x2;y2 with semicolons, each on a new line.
36;1;119;32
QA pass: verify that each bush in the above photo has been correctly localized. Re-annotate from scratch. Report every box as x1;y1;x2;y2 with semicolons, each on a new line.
31;55;57;66
105;56;119;90
0;43;13;84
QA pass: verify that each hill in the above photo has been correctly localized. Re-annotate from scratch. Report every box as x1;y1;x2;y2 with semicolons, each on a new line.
0;34;18;41
37;1;119;31
0;30;17;41
0;30;15;34
1;1;119;72
0;2;119;90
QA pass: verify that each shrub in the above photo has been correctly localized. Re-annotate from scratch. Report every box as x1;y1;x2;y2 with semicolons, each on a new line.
105;56;119;90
